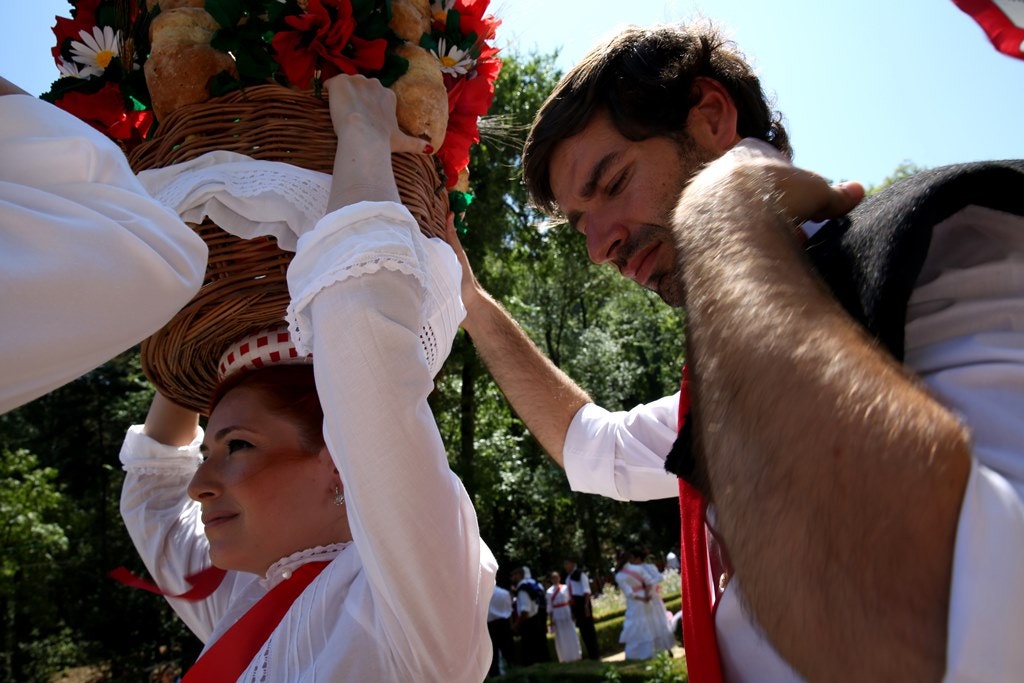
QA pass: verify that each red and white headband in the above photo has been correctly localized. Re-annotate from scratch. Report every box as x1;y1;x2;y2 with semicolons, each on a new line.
217;322;313;381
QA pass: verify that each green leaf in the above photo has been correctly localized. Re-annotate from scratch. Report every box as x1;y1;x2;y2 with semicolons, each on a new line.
206;0;245;28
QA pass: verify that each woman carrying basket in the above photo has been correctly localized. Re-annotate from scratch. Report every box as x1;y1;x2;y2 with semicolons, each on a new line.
117;74;496;682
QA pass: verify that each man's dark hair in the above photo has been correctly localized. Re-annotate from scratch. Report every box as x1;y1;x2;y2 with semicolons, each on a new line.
522;21;793;214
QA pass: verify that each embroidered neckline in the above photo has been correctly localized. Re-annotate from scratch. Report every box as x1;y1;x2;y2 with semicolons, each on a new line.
260;542;350;590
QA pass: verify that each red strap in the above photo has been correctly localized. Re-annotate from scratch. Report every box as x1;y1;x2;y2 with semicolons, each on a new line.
618;566;650;598
953;0;1024;60
182;561;330;683
677;366;724;683
109;565;227;601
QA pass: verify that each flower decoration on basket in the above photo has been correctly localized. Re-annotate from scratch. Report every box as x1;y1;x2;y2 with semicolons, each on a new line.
42;0;501;196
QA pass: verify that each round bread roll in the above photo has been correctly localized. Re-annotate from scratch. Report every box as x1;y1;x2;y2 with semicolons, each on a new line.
154;0;206;10
149;7;221;48
391;43;448;151
390;0;430;42
145;7;237;121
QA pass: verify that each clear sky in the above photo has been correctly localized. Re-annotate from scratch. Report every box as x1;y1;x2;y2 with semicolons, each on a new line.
4;0;1022;187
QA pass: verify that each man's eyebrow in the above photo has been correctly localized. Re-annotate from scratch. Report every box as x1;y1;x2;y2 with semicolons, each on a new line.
564;152;621;231
580;152;621;200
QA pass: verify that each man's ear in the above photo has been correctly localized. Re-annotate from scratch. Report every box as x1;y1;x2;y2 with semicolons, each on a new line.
686;77;742;153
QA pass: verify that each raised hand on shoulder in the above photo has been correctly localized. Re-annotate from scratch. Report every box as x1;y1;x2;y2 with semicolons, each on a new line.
679;138;865;235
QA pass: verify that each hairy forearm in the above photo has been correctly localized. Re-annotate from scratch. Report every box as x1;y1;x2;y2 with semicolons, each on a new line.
461;288;590;466
674;166;970;681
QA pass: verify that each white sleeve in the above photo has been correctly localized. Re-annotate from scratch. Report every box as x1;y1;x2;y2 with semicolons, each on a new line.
615;572;638;600
287;201;496;681
563;393;681;501
944;462;1024;682
118;424;242;643
0;95;206;414
581;572;591;595
902;206;1024;681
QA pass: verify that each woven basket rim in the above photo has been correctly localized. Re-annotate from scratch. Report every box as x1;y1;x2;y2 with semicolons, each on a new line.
133;85;449;414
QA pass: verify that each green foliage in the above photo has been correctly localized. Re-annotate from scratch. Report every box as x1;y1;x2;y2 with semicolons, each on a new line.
867;161;926;196
602;664;624;682
434;51;685;584
0;449;68;588
643;651;686;683
493;654;688;682
0;351;200;682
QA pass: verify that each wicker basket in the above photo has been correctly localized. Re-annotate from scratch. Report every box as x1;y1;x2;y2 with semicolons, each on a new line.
129;84;450;413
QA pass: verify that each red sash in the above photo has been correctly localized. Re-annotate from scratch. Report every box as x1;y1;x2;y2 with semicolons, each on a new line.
550;586;572;609
677;366;724;683
109;564;227;601
619;566;654;601
182;561;330;683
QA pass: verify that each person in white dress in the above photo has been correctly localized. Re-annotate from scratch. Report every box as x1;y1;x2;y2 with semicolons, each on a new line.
615;548;674;661
546;571;582;662
117;75;495;682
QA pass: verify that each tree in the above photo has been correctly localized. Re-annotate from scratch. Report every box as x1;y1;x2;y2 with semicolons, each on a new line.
868;160;925;195
433;51;685;585
0;449;68;681
0;353;198;682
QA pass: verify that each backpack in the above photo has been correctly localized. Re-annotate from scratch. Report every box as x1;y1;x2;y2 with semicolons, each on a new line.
518;579;547;619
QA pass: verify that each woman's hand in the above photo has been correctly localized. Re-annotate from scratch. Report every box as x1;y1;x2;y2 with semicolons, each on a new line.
323;74;431;211
325;74;428;155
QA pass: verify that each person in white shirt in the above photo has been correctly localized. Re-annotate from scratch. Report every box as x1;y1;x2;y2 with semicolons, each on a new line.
0;76;206;414
546;571;582;663
563;557;600;660
451;20;1024;683
117;75;495;682
510;566;550;666
487;582;515;677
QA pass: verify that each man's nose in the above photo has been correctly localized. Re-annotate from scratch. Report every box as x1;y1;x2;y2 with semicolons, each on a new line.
585;219;629;266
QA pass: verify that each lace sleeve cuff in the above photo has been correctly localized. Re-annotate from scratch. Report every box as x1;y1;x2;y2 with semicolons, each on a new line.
119;424;204;475
286;201;428;356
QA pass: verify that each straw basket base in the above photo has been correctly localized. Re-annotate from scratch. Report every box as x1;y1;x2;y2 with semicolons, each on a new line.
129;84;449;413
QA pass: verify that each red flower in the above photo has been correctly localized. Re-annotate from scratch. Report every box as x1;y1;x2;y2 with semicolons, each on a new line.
455;0;500;43
271;0;388;89
437;52;500;186
55;82;153;149
51;13;94;61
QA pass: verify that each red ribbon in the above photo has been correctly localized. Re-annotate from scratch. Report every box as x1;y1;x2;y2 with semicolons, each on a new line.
112;560;330;681
183;561;330;682
677;366;724;683
109;565;227;601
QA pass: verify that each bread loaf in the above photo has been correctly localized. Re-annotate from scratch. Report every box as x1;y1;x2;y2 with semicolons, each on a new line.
389;0;430;42
144;7;237;121
391;43;448;150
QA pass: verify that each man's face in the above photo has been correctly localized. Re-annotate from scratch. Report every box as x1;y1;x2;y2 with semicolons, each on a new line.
549;111;718;307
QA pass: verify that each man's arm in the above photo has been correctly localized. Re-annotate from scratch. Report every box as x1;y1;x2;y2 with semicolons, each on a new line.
447;222;590;466
673;142;971;681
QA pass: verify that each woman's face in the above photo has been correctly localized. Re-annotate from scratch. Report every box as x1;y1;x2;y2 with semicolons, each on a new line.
189;384;345;575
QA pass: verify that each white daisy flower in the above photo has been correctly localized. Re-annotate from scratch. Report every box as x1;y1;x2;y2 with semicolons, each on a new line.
436;37;476;76
57;56;101;80
70;25;121;74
